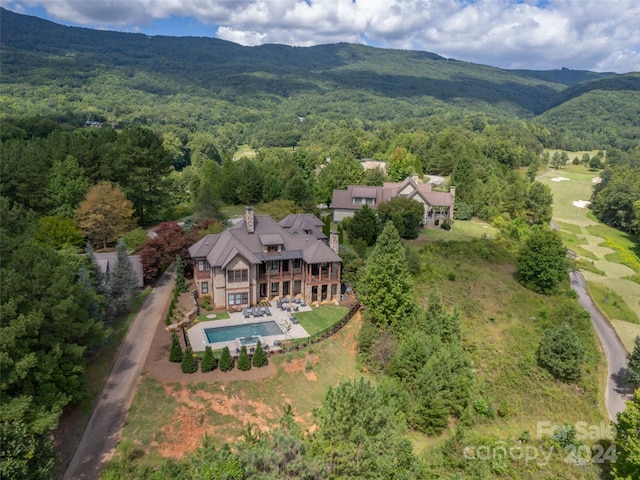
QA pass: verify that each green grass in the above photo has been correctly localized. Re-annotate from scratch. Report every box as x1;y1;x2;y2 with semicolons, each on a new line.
122;375;179;445
409;219;498;245
295;305;349;336
537;168;598;227
233;144;257;160
610;320;640;353
196;310;230;322
586;282;639;324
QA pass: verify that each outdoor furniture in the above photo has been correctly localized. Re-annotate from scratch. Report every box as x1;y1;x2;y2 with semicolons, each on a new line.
300;300;307;307
243;307;250;319
253;307;262;316
264;306;271;315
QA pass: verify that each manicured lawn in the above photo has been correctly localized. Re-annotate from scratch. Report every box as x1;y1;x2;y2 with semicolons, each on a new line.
196;310;230;322
296;305;349;335
538;168;599;227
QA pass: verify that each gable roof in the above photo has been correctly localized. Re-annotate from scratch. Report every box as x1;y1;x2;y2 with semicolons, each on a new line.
279;213;328;240
332;177;453;210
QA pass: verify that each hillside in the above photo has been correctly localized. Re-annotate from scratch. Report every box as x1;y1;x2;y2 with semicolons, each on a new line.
1;7;628;134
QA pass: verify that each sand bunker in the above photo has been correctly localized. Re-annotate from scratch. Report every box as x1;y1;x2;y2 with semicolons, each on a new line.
572;200;591;208
551;177;570;182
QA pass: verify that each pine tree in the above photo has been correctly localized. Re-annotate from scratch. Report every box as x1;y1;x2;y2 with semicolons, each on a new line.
201;346;217;372
625;336;640;386
181;347;197;373
169;332;183;362
538;323;585;382
175;255;187;293
238;346;251;371
107;239;139;316
252;341;268;367
219;346;234;372
357;222;414;328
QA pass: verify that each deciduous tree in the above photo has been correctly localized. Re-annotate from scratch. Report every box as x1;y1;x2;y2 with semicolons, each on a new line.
345;205;379;246
74;181;136;249
516;228;568;294
612;389;640;479
377;197;424;240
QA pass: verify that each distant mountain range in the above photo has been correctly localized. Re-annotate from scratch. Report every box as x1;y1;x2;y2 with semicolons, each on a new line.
2;6;639;147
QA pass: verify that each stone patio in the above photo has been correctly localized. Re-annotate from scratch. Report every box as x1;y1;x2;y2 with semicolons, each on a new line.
187;300;312;354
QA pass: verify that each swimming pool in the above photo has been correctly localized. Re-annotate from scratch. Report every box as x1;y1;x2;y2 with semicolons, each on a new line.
204;321;283;343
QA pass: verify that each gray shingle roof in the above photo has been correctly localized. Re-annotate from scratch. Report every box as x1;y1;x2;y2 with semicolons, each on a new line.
190;214;341;265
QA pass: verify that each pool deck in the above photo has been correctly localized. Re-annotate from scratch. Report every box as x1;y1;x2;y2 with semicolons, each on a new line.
188;301;312;353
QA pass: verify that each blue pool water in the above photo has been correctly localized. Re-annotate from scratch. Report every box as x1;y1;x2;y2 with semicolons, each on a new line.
204;321;282;343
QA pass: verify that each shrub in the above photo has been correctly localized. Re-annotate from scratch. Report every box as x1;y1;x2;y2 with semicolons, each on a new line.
538;323;585;382
201;346;217;372
441;218;452;230
181;347;198;373
219;346;234;372
473;399;494;419
200;296;212;310
252;341;268;368
237;346;251;371
169;332;183;362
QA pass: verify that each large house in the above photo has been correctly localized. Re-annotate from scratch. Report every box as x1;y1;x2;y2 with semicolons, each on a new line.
189;208;342;309
331;177;456;227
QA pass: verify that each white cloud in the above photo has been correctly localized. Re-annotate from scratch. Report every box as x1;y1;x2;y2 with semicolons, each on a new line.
8;0;640;72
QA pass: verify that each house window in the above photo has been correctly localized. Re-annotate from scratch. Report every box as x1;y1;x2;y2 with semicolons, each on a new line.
227;269;248;283
270;260;279;271
282;260;290;272
201;281;208;294
293;258;301;269
259;283;267;297
228;292;249;306
197;260;210;271
267;245;279;252
283;281;290;295
271;282;279;294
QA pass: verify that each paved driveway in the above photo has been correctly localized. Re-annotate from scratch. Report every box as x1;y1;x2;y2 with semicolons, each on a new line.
63;267;175;480
570;271;634;419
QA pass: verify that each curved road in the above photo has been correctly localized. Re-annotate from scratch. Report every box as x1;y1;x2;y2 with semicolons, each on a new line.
63;267;175;480
570;271;634;419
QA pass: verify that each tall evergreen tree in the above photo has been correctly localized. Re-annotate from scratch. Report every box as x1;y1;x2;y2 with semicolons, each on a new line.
181;347;198;373
175;255;187;293
107;239;139;316
252;341;268;367
169;332;183;362
357;222;414;328
201;346;217;372
237;346;251;371
219;346;234;372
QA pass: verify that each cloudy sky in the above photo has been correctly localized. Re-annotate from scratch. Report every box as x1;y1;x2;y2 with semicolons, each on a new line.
5;0;639;73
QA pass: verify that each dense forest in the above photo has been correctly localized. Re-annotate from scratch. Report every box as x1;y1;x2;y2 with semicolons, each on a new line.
1;7;640;480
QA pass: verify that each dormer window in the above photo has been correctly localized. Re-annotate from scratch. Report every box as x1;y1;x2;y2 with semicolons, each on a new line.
267;245;279;253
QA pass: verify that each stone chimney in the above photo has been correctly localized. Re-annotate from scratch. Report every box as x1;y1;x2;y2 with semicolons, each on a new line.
450;186;456;197
329;231;339;254
245;206;254;234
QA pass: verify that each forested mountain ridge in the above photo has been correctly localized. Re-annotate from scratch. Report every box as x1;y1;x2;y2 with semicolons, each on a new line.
1;6;634;131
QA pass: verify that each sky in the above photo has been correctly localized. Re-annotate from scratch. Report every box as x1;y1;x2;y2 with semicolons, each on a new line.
4;0;640;73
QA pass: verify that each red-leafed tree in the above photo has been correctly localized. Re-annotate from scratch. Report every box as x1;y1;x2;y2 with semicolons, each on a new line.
139;222;196;284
